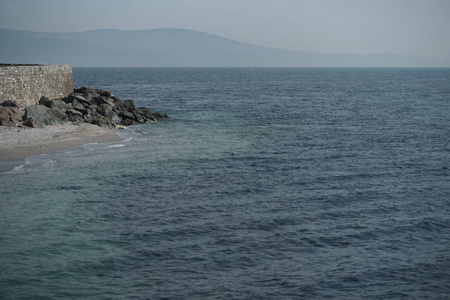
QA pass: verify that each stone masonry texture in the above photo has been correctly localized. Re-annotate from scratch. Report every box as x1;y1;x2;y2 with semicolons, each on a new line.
0;65;73;107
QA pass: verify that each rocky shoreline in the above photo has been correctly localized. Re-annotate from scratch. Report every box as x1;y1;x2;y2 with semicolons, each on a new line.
0;86;167;129
0;87;168;164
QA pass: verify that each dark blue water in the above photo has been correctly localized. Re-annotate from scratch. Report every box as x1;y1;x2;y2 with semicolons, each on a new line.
1;68;449;299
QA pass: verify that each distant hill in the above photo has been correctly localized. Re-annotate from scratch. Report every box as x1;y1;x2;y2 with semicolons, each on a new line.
1;28;449;67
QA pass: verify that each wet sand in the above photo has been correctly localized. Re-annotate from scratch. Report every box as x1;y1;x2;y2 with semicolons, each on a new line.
0;123;122;161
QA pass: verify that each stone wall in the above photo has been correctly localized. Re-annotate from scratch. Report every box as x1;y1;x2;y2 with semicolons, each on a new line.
0;65;73;108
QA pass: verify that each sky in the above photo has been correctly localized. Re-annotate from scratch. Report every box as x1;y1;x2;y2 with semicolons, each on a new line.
1;0;449;60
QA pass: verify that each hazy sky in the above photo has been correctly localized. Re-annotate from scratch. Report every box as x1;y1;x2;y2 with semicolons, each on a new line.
1;0;449;60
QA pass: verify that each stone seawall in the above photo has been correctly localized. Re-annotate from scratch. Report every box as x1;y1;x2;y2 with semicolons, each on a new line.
0;65;73;108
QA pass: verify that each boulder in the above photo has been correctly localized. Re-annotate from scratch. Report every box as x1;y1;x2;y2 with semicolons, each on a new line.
24;105;67;125
39;96;69;111
121;119;136;126
0;106;22;126
97;89;115;98
116;110;135;120
77;88;99;101
84;107;122;128
73;107;90;115
99;103;111;112
65;109;83;117
69;100;88;115
0;100;20;108
83;114;93;123
152;112;169;119
38;96;53;108
67;114;84;123
10;106;22;121
123;99;135;111
114;101;126;111
104;98;116;107
38;96;68;110
105;109;122;125
93;96;116;108
109;96;122;103
63;94;91;106
133;107;153;123
90;115;111;128
52;99;69;110
93;96;106;106
23;117;44;128
74;87;98;95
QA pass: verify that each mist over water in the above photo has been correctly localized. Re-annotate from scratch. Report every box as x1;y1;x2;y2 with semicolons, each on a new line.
1;68;449;299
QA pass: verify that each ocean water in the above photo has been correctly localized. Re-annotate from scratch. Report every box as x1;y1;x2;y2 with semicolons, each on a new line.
1;68;449;299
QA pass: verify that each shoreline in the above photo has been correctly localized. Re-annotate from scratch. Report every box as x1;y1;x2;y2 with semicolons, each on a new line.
0;123;123;162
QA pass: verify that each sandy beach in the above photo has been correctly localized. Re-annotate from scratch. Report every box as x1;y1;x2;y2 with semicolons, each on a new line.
0;123;122;161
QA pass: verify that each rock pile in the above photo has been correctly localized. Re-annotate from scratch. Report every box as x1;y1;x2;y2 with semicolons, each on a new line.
0;87;167;128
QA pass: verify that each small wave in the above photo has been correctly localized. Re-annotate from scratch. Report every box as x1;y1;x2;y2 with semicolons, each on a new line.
6;158;57;173
7;161;31;173
84;141;129;152
122;137;133;143
108;144;126;148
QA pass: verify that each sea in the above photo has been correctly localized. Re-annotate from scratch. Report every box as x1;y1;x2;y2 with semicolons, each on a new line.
1;68;449;299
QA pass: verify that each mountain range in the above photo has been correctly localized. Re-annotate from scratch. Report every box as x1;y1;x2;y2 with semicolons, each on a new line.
1;28;449;67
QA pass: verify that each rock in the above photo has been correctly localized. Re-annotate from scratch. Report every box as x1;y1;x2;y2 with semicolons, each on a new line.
70;100;89;115
65;109;83;117
23;117;44;128
152;112;169;119
133;113;148;123
74;87;98;94
10;106;22;121
52;99;69;110
83;114;93;123
76;87;99;101
135;106;152;117
91;115;111;128
109;96;121;103
123;99;135;111
0;86;167;128
63;94;91;106
74;107;90;115
84;107;122;128
93;97;116;108
114;101;126;111
99;103;111;112
116;110;135;120
0;106;22;126
38;96;53;107
133;107;153;123
104;109;122;125
0;100;20;108
24;105;67;125
66;106;87;124
73;87;118;103
104;99;116;107
0;108;9;123
67;114;84;123
121;119;136;126
38;97;68;110
93;96;106;106
97;89;115;98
